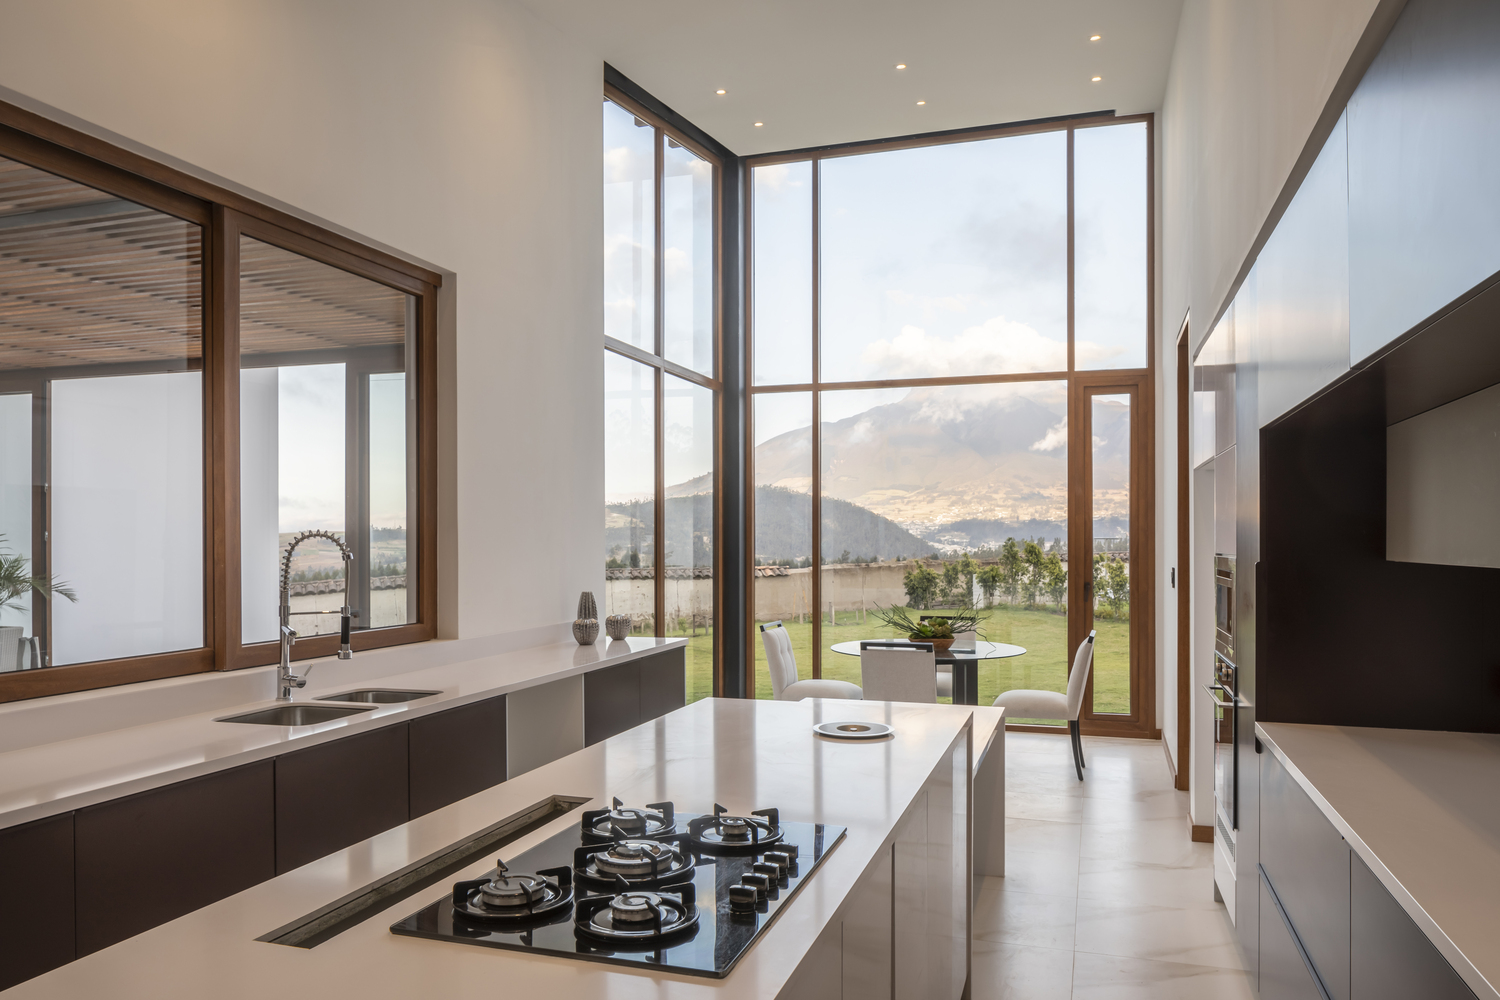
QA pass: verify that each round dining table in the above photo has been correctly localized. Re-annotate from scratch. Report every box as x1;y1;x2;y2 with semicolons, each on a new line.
828;639;1027;706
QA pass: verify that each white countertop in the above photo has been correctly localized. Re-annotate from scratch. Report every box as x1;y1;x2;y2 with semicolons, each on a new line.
0;635;686;832
1256;722;1500;1000
6;697;990;999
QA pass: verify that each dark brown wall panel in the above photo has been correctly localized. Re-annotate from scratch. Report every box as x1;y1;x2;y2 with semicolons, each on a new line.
0;813;75;990
74;762;274;956
275;724;408;873
584;661;640;746
639;647;686;723
409;695;507;818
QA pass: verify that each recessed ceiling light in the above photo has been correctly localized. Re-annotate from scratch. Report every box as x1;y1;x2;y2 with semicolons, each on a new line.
716;89;726;95
754;121;764;127
895;64;907;70
916;100;926;105
1090;34;1101;41
1092;76;1102;82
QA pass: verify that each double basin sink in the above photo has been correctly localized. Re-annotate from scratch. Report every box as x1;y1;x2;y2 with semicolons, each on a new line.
218;689;441;727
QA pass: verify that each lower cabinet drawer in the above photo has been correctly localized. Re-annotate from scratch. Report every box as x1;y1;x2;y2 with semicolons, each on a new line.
275;723;409;873
409;695;507;817
1351;853;1476;1000
0;813;76;990
1260;872;1327;1000
1261;749;1350;1000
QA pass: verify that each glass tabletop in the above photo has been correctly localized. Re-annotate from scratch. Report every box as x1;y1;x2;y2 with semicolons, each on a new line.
828;639;1027;660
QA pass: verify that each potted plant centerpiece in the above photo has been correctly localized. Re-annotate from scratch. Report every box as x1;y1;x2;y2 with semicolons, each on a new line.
0;534;77;672
869;607;985;656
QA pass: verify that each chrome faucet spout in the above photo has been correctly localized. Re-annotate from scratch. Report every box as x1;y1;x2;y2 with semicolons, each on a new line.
276;530;360;701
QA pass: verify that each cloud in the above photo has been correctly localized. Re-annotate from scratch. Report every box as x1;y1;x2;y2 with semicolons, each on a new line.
860;316;1066;378
1030;419;1068;452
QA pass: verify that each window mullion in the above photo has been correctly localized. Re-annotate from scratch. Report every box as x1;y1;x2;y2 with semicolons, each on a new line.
810;158;822;680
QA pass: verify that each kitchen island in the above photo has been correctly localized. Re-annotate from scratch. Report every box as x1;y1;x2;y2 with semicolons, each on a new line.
4;697;984;999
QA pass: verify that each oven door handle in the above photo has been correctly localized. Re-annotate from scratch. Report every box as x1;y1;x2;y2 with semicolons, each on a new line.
1203;682;1252;710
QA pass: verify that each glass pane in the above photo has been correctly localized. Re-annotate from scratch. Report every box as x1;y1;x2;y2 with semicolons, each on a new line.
239;236;415;644
819;132;1068;383
751;162;812;385
663;375;713;702
0;154;203;670
604;100;656;353
662;141;714;376
816;383;1069;713
1075;122;1148;370
604;351;656;630
1091;393;1132;714
751;391;812;697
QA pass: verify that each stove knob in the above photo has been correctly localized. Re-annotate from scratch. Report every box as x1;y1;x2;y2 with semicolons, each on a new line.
765;849;797;873
741;873;772;898
729;883;758;910
753;860;782;881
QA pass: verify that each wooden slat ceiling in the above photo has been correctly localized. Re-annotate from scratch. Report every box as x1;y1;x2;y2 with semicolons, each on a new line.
0;156;407;374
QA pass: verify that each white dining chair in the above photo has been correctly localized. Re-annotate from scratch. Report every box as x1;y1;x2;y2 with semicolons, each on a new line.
859;641;937;703
992;631;1096;780
759;621;863;701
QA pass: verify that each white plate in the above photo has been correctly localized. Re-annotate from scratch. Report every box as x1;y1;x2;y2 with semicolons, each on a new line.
813;721;895;741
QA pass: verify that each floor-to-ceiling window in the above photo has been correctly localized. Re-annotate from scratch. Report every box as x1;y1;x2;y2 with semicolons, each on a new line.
746;115;1154;735
602;92;720;704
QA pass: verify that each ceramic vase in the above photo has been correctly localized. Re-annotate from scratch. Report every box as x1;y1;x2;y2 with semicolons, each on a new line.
605;614;632;640
573;618;600;645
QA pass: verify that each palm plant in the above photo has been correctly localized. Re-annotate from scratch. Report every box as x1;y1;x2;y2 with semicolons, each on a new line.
0;535;77;616
870;605;986;641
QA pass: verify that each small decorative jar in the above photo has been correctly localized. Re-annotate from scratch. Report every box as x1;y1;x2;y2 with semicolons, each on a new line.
573;618;600;645
605;614;632;640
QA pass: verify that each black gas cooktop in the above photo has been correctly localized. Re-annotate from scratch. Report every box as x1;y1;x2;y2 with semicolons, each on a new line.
389;799;845;979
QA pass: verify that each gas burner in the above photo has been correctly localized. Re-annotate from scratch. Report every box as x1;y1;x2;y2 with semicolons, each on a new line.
686;804;784;855
574;878;699;944
581;797;676;843
451;861;573;923
574;837;695;890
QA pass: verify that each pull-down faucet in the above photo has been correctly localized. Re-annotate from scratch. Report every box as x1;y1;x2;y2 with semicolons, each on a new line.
278;530;359;701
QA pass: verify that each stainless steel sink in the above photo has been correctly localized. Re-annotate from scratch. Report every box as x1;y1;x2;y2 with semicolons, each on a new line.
218;704;375;726
315;689;442;704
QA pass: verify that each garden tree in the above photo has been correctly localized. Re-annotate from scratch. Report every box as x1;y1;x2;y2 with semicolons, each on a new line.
977;564;1004;607
957;553;980;607
1043;551;1067;610
999;538;1021;604
903;561;940;609
1092;553;1106;614
1104;558;1130;619
940;560;964;604
1020;541;1044;608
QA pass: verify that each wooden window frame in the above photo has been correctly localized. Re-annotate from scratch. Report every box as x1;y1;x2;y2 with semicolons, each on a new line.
742;112;1158;739
0;101;440;704
603;87;724;698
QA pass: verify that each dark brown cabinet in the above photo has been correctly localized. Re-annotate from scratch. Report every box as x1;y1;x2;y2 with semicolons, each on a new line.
275;724;409;873
74;761;275;956
584;661;640;746
1351;853;1477;1000
409;694;507;818
584;648;687;746
639;646;687;723
0;813;76;991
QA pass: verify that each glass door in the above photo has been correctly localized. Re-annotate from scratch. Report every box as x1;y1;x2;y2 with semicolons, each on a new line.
1074;379;1149;731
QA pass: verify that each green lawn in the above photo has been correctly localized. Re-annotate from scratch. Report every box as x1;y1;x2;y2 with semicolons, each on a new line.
666;606;1132;722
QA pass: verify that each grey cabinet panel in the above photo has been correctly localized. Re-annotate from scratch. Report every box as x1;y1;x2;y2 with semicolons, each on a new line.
639;647;686;722
275;724;409;873
1253;113;1351;428
843;847;893;999
0;813;75;990
1348;0;1500;363
583;661;640;746
892;790;929;1000
409;695;507;818
1260;751;1350;1000
1260;873;1329;1000
75;761;275;956
1351;853;1476;1000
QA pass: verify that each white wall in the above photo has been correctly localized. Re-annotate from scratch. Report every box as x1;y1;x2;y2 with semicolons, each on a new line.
0;0;607;642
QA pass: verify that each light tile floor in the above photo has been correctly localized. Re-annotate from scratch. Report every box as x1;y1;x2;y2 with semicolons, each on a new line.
971;732;1256;999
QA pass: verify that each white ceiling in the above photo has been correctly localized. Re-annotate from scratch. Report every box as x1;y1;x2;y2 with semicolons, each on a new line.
524;0;1186;155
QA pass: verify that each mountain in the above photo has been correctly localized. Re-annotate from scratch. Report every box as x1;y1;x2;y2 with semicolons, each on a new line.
605;487;935;565
752;383;1129;532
